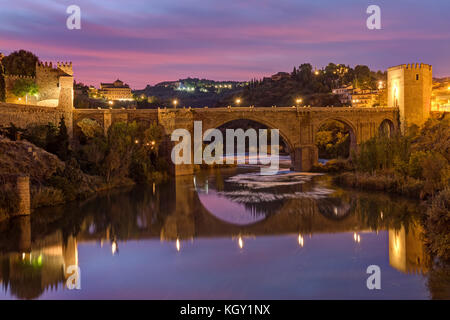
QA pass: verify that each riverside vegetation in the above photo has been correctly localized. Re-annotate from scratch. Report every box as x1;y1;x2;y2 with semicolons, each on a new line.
314;114;449;264
0;117;168;219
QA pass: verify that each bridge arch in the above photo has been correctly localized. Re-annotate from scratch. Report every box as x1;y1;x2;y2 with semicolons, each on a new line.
201;116;297;166
314;116;358;159
378;118;396;138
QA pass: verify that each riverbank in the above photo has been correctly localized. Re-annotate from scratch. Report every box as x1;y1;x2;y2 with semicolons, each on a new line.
0;136;137;221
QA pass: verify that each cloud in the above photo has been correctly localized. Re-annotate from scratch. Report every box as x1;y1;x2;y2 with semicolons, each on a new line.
1;0;449;87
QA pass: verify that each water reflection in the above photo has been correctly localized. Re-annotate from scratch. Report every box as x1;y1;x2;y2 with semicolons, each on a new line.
0;168;441;299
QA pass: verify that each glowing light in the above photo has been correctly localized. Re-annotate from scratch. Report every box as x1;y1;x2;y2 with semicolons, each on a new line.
108;100;113;105
295;98;303;105
314;70;319;75
151;141;155;146
298;234;304;247
111;241;117;255
173;99;178;107
238;236;244;249
176;238;181;252
235;98;241;106
134;139;139;144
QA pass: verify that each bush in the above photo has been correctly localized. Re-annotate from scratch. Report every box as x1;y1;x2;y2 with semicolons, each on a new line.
31;186;64;209
424;188;450;261
0;184;20;216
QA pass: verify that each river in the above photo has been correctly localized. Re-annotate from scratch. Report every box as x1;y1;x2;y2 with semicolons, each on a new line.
0;167;434;299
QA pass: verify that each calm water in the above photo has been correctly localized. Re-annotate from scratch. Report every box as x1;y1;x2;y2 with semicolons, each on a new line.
0;167;435;299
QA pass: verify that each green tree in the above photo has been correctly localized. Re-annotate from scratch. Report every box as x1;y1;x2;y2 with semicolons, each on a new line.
12;78;39;103
2;50;39;76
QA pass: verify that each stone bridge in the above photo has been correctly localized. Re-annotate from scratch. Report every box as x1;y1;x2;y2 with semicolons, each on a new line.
73;106;399;174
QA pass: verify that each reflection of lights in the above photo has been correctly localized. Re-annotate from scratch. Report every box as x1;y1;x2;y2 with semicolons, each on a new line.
152;182;155;195
22;252;26;260
298;234;304;247
353;232;361;243
176;238;181;252
380;211;383;219
238;236;244;249
334;207;338;215
111;241;117;255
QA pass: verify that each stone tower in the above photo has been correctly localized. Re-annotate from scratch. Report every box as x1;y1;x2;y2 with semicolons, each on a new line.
35;61;74;135
387;63;432;132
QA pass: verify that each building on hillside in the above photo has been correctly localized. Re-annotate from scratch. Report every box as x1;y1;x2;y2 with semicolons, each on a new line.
99;79;133;101
271;72;290;81
431;78;450;112
332;85;353;104
351;90;380;108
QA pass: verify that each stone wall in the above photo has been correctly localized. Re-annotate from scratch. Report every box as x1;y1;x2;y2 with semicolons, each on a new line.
0;102;67;129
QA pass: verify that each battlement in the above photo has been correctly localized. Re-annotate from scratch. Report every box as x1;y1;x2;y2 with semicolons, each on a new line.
36;61;73;76
5;74;35;80
388;63;432;72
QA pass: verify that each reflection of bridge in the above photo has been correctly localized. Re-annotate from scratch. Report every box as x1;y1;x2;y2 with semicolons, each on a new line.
73;107;398;174
0;175;429;299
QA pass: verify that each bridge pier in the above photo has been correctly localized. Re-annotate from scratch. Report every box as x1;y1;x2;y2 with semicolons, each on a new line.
291;145;318;172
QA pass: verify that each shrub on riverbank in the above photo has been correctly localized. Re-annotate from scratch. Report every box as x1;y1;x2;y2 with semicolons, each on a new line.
335;114;449;199
423;188;450;261
333;172;424;198
31;186;64;209
312;159;353;173
0;183;20;220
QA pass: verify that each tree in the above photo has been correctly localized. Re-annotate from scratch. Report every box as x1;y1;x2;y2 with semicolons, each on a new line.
0;61;5;102
56;116;70;161
12;78;39;103
2;50;39;76
45;117;70;161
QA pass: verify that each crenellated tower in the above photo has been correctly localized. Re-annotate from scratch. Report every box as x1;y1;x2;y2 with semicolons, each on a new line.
387;63;432;132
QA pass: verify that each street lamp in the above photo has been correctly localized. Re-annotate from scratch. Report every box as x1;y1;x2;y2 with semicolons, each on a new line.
235;98;241;106
173;99;178;108
295;98;303;106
